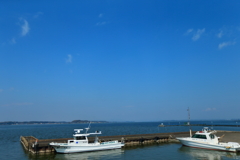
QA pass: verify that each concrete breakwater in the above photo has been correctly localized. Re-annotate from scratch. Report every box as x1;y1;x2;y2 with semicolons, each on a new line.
20;131;240;154
159;124;240;127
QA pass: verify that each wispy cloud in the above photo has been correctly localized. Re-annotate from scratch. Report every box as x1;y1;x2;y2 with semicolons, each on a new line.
0;88;16;93
96;22;106;26
218;41;236;49
34;12;43;18
1;102;33;107
205;108;216;111
217;30;223;38
66;54;72;63
185;28;205;41
99;13;103;18
20;18;30;36
10;38;16;44
96;13;106;26
185;28;193;35
192;28;205;41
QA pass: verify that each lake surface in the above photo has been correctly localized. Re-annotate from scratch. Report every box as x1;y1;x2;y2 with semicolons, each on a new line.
1;121;240;160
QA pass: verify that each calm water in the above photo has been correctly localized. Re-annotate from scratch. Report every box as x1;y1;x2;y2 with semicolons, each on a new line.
1;121;240;160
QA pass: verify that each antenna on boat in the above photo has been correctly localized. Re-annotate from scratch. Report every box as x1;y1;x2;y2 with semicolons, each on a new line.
85;121;91;133
187;107;192;137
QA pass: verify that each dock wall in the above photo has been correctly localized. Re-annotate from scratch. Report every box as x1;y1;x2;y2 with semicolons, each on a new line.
20;130;240;154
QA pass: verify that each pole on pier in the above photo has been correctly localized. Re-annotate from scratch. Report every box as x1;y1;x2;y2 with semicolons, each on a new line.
187;107;192;137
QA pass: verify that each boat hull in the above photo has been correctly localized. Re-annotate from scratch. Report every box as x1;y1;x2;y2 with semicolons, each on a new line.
50;142;124;153
177;138;240;152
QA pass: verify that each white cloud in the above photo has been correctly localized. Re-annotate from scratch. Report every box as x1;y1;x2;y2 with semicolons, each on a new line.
192;28;205;41
99;13;103;18
66;54;72;63
217;30;223;38
96;22;106;26
20;18;30;36
185;28;193;35
205;108;216;111
218;41;236;49
10;38;16;44
34;12;43;18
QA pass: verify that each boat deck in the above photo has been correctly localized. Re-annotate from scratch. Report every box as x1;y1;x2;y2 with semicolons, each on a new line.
215;131;240;143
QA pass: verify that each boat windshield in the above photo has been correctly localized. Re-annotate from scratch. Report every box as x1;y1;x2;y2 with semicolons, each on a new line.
75;136;86;140
192;134;207;139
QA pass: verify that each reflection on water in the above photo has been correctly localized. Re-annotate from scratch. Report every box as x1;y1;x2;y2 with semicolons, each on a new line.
28;149;124;160
179;146;240;160
26;143;240;160
56;149;124;160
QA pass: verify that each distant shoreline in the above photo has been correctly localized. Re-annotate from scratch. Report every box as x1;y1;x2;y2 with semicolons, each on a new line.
0;120;108;125
1;119;240;125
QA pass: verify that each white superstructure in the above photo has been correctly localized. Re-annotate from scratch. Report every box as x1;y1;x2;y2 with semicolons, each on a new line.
49;127;124;153
177;127;240;152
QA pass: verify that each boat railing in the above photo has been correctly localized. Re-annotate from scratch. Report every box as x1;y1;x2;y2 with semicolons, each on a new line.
100;140;118;145
50;142;68;145
73;128;102;135
89;131;102;135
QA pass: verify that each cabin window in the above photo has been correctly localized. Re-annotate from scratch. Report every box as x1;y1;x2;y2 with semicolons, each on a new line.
76;136;86;140
192;134;207;139
209;134;215;139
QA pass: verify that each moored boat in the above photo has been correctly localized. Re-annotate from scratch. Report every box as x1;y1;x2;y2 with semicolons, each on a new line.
177;127;240;152
49;127;124;153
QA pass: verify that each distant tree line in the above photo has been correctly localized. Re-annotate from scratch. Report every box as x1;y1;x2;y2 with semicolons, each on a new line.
71;120;107;123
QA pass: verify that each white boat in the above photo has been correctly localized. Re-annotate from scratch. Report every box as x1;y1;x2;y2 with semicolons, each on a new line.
177;127;240;152
49;127;124;153
159;123;165;127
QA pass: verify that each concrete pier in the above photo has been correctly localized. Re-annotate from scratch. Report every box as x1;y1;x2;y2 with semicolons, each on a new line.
20;130;240;154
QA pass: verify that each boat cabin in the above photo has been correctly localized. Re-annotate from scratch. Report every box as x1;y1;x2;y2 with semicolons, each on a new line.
67;128;102;145
191;127;218;144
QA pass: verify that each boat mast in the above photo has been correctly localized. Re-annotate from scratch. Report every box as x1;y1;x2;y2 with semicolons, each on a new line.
187;107;192;137
85;122;91;133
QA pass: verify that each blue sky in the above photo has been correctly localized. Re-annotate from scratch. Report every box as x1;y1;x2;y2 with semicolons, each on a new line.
1;0;240;121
